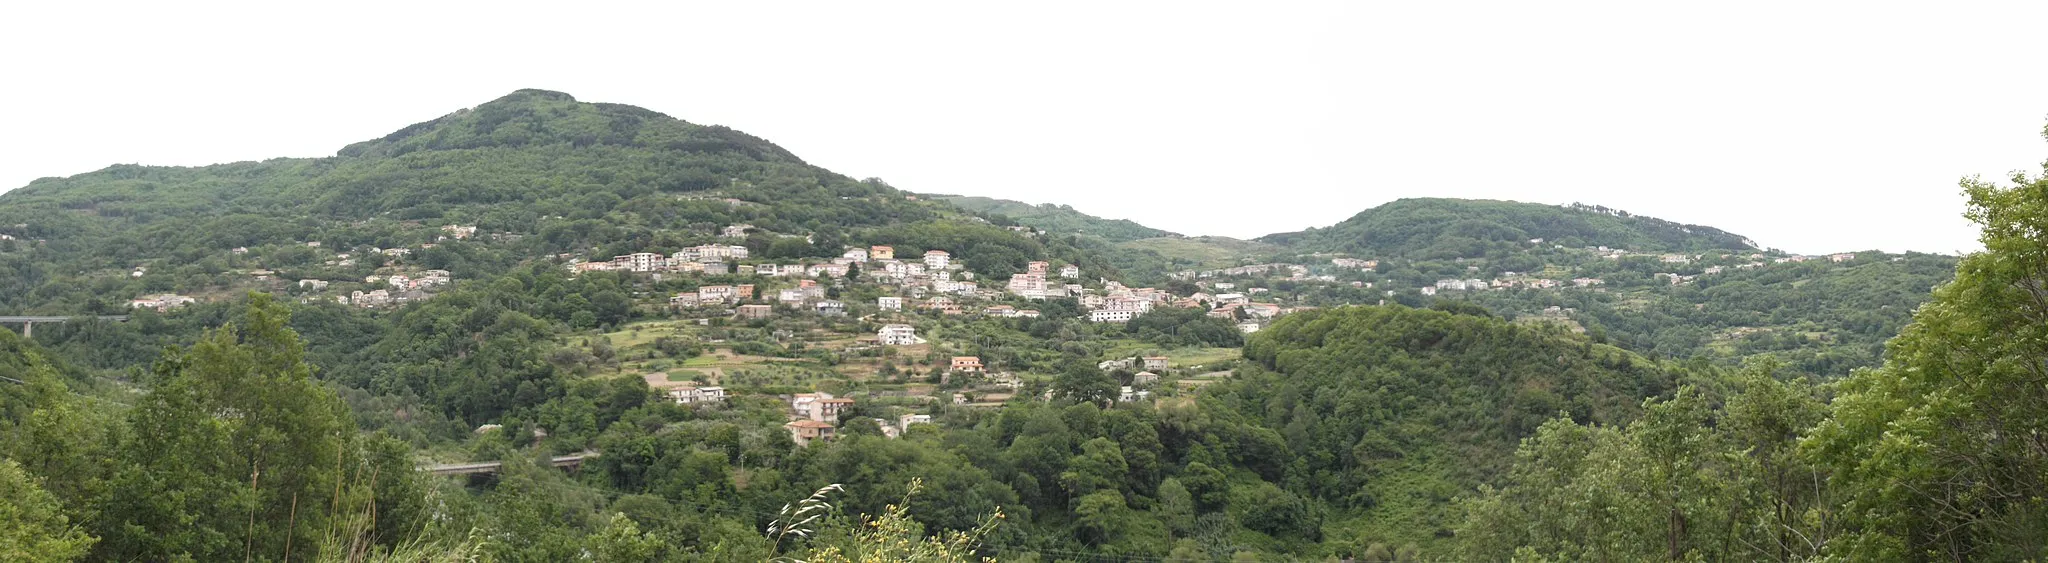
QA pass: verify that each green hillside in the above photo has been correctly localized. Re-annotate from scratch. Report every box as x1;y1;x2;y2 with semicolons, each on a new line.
937;195;1175;242
0;87;2015;562
0;89;1117;314
1261;198;1758;258
1227;305;1675;548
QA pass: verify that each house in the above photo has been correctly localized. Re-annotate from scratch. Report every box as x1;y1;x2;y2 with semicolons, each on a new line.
347;290;392;307
990;372;1023;389
814;300;846;316
1006;273;1048;299
1027;261;1049;275
701;261;729;275
1829;253;1857;263
786;420;835;447
878;324;921;345
1118;386;1150;403
1142;356;1169;371
843;247;870;263
1133;371;1160;386
778;288;809;303
734;284;754;301
878;296;903;310
807;263;849;278
1059;264;1081;279
815;398;854;423
1215;293;1248;306
129;294;197;312
984;305;1017;317
441;224;477;239
668;385;727;405
899;414;933;430
616;252;665;272
722;224;753;238
950;356;984;373
735;305;773;319
669;293;701;308
1090;297;1152;323
935;280;978;295
1242;303;1282;319
699;285;737;303
870;245;895;260
297;279;329;291
1237;321;1262;333
924;250;951;270
790;393;854;423
876;418;902;439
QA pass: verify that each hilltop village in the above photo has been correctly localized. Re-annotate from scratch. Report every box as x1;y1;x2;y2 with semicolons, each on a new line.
557;224;1262;443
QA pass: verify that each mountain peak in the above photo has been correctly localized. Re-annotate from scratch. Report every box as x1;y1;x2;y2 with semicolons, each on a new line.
336;90;800;164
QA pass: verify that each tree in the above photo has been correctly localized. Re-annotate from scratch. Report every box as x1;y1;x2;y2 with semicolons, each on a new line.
1806;170;2048;560
589;512;665;562
98;294;356;561
0;459;96;562
1156;478;1196;536
1052;360;1117;405
783;479;1003;563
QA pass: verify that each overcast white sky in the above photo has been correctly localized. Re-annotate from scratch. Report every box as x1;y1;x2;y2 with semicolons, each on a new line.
3;2;2042;255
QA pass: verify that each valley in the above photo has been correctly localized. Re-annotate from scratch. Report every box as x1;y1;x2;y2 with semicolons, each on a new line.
0;90;2022;562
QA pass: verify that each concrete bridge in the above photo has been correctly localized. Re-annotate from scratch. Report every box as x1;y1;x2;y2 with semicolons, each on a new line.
422;452;598;476
0;316;129;338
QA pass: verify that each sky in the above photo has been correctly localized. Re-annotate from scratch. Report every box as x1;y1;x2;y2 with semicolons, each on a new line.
3;2;2044;255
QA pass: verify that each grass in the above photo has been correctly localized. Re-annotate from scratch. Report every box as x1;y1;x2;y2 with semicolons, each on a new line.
1118;236;1285;269
594;320;694;349
1099;342;1243;369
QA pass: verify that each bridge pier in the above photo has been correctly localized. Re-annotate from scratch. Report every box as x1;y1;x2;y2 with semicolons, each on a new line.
19;322;27;338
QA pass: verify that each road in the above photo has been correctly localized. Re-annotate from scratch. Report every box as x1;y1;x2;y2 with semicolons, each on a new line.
422;452;598;476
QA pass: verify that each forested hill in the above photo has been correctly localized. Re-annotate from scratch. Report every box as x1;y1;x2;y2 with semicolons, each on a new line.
1260;198;1759;258
1221;304;1680;547
0;89;1115;314
935;195;1176;242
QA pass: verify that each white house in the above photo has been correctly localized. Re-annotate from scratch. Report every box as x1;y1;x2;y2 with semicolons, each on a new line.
878;324;922;345
668;385;727;405
877;296;904;310
924;250;951;271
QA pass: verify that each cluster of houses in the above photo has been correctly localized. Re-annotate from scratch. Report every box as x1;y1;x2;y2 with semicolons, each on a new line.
1330;258;1378;270
1171;263;1310;281
1098;355;1172;403
784;392;859;446
572;244;754;274
128;293;197;312
440;224;478;240
332;269;454;308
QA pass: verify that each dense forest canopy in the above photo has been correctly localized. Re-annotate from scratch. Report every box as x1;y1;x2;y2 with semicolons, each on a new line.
936;195;1177;242
1260;197;1759;258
